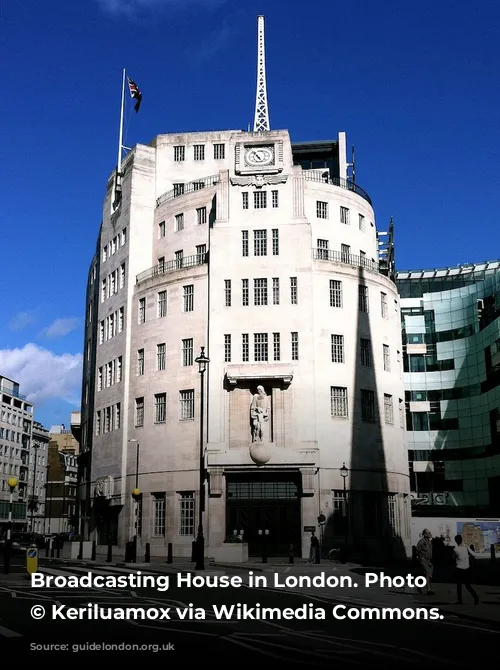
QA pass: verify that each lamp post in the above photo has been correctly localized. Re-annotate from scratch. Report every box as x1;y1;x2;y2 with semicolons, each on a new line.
3;476;19;574
30;444;40;533
194;346;210;571
128;439;140;562
340;462;349;548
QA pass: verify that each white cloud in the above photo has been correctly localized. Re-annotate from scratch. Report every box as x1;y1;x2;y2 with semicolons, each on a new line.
42;318;80;339
8;310;38;331
96;0;225;19
0;344;82;406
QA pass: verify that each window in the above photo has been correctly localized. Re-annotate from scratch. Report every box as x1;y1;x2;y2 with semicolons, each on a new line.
341;244;350;262
316;239;329;261
359;213;365;231
158;256;165;272
271;190;279;208
331;335;344;363
291;332;299;361
358;285;369;313
121;228;127;246
317;201;328;218
224;334;231;363
193;144;205;161
117;356;122;382
179;492;195;536
254;333;268;362
399;399;405;428
158;220;166;238
97;367;103;391
174;146;185;162
193;181;204;191
361;390;376;421
242;230;249;256
196;207;207;225
242;192;249;210
137;349;144;376
118;307;124;332
273;332;280;361
120;263;126;289
157;343;166;371
158;290;167;317
254;278;268;306
254;191;267;209
360;338;372;367
175;213;184;232
138;298;146;324
135;397;144;427
381;292;388;319
180;390;195;420
173;183;184;196
290;277;298;304
384;394;393;424
224;280;231;307
272;277;280;305
183;285;194;312
242;333;249;362
214;143;225;159
196;244;206;260
331;387;348;418
101;279;106;303
174;250;183;268
99;320;104;344
182;338;193;366
153;493;166;536
383;344;391;372
242;279;249;306
254;229;267;256
102;245;107;263
329;280;342;308
272;229;279;255
155;393;166;423
340;206;349;224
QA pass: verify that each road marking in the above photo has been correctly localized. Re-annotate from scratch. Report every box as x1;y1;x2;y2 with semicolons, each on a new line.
0;624;22;637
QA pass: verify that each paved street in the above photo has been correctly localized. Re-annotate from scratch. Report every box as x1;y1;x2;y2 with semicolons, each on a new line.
0;559;499;663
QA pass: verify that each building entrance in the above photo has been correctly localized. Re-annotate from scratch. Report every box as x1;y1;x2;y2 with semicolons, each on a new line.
226;472;301;557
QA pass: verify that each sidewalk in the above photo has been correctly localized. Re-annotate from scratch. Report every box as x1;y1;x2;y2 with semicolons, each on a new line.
411;582;500;627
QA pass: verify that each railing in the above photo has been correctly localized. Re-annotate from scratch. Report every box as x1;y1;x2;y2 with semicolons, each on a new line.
136;253;208;285
156;175;220;208
303;171;372;205
0;384;26;400
312;248;379;273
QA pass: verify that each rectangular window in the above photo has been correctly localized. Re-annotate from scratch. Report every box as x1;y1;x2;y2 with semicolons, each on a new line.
193;144;205;161
174;213;184;232
331;387;348;418
361;389;376;421
381;292;388;319
254;191;267;209
196;207;207;225
384;394;394;424
179;390;195;420
291;332;299;361
153;493;166;536
182;338;193;366
360;338;372;367
317;238;329;260
329;280;342;308
242;230;249;256
254;229;267;256
331;334;345;363
97;367;103;391
272;229;279;255
213;143;225;160
193;181;204;191
157;343;166;371
120;263;126;289
173;183;185;196
118;307;124;332
196;244;206;259
399;399;405;428
254;333;268;362
99;320;104;344
179;492;195;536
101;279;106;303
341;244;350;262
340;206;349;224
135;397;144;427
383;344;391;372
137;349;144;376
317;201;328;218
158;290;167;317
224;279;232;307
290;277;298;305
359;213;365;231
271;190;279;208
138;298;146;324
254;278;268;306
174;250;183;268
242;278;249;306
117;356;122;382
358;285;369;313
273;332;280;361
173;146;185;162
242;192;249;210
183;285;194;312
272;277;280;305
158;220;165;238
224;334;231;363
102;245;107;263
242;333;249;362
155;393;166;423
114;402;121;430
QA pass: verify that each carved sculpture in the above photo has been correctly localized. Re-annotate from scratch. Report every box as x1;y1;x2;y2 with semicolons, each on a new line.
250;385;271;442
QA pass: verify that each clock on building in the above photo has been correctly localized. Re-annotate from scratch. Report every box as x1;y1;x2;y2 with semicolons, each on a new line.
244;146;274;167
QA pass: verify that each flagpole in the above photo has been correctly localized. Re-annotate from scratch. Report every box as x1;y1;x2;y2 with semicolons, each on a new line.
115;68;126;202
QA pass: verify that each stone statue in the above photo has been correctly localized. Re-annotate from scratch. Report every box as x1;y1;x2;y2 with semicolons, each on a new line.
250;385;271;442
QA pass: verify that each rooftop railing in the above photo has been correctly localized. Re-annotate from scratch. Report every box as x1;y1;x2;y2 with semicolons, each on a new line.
156;175;220;208
0;384;26;400
136;253;208;285
303;171;372;205
312;248;379;273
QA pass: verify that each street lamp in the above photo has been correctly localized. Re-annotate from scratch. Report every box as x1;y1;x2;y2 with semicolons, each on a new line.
128;439;140;562
3;476;19;574
30;444;40;533
340;462;349;549
194;346;210;570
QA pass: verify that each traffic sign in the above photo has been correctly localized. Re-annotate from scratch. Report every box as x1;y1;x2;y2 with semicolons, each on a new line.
26;545;38;574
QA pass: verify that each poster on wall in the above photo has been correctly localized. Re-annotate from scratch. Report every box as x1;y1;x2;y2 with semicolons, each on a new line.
412;518;500;556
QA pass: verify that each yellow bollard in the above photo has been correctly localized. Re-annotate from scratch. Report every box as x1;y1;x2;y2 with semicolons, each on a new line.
26;544;39;575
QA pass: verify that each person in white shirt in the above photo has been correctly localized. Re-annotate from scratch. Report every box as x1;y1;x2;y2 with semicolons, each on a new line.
453;534;479;605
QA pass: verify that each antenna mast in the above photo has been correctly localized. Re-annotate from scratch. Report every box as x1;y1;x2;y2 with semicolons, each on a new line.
253;15;270;132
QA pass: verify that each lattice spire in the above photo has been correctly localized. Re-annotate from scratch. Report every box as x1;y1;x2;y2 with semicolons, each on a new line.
253;15;270;132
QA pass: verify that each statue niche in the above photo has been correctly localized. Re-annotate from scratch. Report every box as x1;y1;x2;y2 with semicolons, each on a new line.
249;385;272;466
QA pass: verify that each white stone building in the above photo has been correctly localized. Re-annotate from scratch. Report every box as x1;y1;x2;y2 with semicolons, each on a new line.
29;421;49;534
79;129;411;560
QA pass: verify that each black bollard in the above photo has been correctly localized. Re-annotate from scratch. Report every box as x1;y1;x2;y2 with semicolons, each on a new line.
131;537;137;563
167;542;173;564
77;539;83;560
51;541;55;558
91;540;96;561
491;544;496;562
106;542;112;563
145;543;151;563
3;539;12;574
262;535;267;564
45;540;50;558
191;540;197;562
288;543;294;564
124;542;131;563
56;540;61;559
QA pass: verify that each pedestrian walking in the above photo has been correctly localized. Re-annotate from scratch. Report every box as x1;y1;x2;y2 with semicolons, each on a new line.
416;528;435;595
453;534;479;605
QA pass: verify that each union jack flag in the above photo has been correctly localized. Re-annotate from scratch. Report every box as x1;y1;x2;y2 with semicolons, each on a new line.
127;76;142;113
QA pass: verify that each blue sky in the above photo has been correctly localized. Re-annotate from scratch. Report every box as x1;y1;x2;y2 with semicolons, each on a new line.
0;0;498;429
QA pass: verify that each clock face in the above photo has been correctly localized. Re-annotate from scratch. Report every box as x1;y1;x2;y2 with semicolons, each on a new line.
245;146;274;167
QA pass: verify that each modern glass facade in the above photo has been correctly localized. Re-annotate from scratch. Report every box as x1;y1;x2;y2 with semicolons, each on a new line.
396;260;500;516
